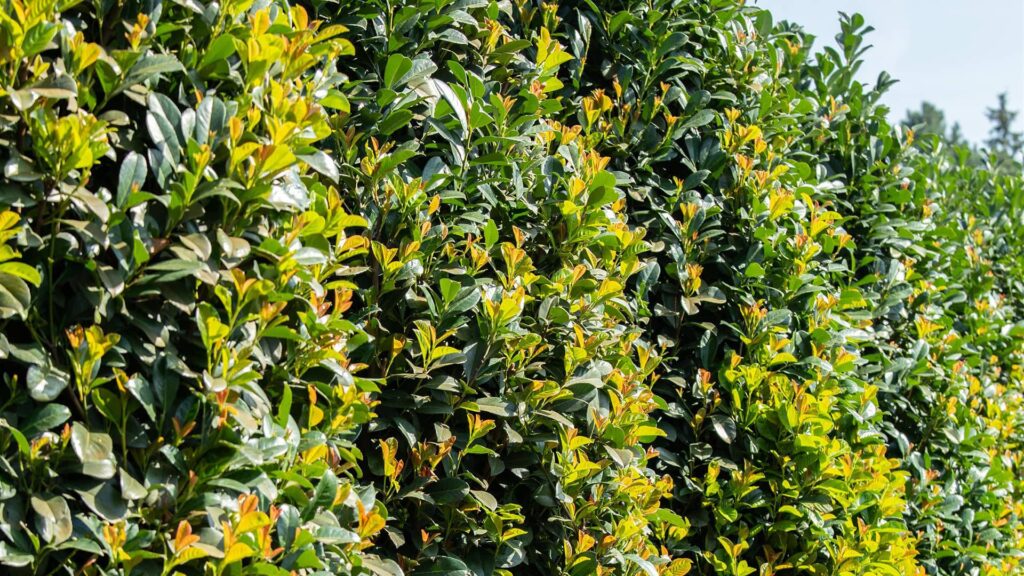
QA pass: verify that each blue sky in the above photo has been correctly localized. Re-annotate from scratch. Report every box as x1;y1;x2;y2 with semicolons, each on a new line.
757;1;1024;145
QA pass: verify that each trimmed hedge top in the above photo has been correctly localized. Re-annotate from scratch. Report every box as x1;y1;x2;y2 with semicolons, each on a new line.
0;0;1021;575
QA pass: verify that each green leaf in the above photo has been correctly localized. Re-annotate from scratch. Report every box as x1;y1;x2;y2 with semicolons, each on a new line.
75;479;128;521
304;471;339;519
0;541;33;567
380;109;414;136
426;478;469;505
298;151;340;183
434;80;468;133
680;109;715;130
146;93;182;155
117;152;147;207
0;274;30;319
483;219;499;248
119;469;148;501
125;375;157;422
625;554;658;576
146;258;204;282
201;35;236;70
30;496;71;544
439;277;460;304
194;96;226;146
710;414;736;444
411;556;472;576
586;184;619;208
70;422;117;479
399;57;437;87
276;383;293;428
26;364;68;403
22;23;59;58
121;55;184;94
384;54;413;89
362;557;404;576
27;74;77;100
321;89;351;112
471;489;498;511
21;404;71;437
475;397;514;417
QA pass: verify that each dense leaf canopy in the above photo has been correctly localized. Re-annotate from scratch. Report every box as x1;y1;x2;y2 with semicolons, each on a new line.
0;0;1021;575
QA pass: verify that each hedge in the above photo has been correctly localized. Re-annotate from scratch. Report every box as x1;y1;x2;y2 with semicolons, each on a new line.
0;0;1021;575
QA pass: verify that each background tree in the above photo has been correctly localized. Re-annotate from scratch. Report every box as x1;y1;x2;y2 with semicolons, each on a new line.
904;101;948;139
985;92;1024;170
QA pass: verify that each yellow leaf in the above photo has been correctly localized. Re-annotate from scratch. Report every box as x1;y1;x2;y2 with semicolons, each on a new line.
174;546;210;565
235;511;270;535
76;43;102;72
0;211;19;233
665;558;693;576
222;542;253;565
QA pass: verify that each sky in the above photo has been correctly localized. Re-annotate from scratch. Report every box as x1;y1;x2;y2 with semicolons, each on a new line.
756;1;1024;145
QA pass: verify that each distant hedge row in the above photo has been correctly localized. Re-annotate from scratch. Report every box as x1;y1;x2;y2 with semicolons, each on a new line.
0;0;1021;575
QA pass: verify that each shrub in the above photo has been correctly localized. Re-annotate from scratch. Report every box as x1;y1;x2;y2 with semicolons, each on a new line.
0;0;1020;575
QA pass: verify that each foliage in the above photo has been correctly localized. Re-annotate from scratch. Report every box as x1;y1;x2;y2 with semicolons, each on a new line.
0;0;1020;575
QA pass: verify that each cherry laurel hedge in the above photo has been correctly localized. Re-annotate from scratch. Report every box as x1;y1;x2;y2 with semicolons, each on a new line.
0;0;1022;574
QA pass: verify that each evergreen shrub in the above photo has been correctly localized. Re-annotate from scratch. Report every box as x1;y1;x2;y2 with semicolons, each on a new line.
0;0;1020;574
